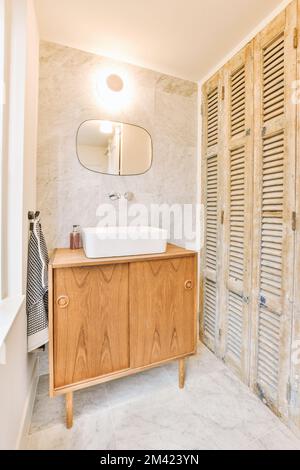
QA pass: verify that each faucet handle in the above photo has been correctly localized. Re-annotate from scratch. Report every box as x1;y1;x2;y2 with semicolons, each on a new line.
107;192;121;201
124;192;134;201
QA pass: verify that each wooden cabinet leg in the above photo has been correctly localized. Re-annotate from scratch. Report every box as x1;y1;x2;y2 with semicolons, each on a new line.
66;392;73;429
179;358;185;389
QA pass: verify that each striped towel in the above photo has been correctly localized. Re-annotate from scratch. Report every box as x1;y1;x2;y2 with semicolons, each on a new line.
26;219;49;352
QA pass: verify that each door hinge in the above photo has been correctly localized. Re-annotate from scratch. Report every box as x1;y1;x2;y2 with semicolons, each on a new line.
262;126;267;137
294;28;298;49
219;328;222;338
221;86;225;100
292;211;296;231
221;210;224;225
245;128;251;136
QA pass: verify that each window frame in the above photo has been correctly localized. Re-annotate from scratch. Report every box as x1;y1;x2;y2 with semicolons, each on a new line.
0;0;5;301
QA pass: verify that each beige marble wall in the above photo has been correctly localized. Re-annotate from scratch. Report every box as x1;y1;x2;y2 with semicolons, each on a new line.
37;41;198;252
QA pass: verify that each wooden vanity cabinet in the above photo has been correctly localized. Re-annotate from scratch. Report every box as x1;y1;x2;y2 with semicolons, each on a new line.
49;244;197;428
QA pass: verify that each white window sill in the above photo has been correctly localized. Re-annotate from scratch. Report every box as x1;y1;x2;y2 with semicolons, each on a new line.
0;295;25;364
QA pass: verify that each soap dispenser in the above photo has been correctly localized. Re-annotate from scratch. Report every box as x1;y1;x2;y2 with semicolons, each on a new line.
70;225;81;250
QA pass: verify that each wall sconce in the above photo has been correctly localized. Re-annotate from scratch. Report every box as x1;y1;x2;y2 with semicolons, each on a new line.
106;74;124;92
96;69;132;111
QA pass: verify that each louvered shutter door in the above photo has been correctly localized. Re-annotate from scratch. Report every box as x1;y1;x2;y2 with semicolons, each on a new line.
200;73;223;352
251;3;297;417
290;0;300;431
220;44;254;382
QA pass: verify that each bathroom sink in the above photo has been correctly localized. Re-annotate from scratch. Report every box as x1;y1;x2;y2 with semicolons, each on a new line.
82;226;168;258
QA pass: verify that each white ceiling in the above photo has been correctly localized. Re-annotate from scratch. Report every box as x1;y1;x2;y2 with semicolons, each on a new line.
35;0;285;82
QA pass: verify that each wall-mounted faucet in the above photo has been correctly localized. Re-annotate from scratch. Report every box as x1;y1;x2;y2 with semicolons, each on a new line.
107;192;134;201
107;192;121;201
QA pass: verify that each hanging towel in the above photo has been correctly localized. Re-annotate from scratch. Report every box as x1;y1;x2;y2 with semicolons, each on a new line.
26;218;49;352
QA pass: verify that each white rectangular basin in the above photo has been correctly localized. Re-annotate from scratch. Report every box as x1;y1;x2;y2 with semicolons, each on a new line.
82;226;168;258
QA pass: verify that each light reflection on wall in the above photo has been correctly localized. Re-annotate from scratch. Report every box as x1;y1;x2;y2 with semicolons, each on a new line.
95;67;133;111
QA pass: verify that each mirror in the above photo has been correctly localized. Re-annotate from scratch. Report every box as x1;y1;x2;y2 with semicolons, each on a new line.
76;120;152;175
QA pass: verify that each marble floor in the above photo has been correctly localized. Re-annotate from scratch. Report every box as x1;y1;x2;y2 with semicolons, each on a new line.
26;343;300;450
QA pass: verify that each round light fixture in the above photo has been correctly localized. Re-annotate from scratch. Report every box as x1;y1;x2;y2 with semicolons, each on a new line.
95;69;132;111
106;74;124;92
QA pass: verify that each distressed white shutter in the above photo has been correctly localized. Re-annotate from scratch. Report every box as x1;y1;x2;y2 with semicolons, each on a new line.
290;0;300;431
220;43;254;382
200;73;224;352
251;3;297;417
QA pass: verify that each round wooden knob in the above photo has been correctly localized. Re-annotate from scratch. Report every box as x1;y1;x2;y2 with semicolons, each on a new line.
184;280;193;290
57;295;69;308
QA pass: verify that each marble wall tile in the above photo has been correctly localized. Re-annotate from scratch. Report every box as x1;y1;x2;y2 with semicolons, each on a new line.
37;42;198;253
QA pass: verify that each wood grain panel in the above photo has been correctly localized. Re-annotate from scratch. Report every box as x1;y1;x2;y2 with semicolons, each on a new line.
50;243;196;269
130;256;197;368
207;87;219;147
53;264;129;388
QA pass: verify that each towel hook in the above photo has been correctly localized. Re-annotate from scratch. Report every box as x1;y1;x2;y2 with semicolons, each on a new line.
28;211;40;231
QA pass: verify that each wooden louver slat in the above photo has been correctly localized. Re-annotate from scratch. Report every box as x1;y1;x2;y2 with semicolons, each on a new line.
263;34;285;123
229;146;245;282
206;154;218;271
204;150;218;340
257;307;280;395
231;66;246;137
227;292;243;359
207;88;219;147
260;132;284;298
204;279;217;338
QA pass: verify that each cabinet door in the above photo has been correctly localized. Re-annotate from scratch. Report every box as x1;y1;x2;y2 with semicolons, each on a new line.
200;71;224;353
290;0;300;431
53;264;129;388
251;2;297;418
220;43;254;383
130;257;196;368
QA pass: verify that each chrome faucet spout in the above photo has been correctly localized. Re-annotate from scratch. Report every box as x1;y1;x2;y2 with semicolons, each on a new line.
107;192;121;201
